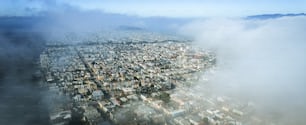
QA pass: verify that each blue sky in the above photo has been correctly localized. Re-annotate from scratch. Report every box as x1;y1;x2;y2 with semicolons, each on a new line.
0;0;305;17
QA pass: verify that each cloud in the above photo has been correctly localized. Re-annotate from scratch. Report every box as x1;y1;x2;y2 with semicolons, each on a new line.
0;29;49;125
180;16;306;124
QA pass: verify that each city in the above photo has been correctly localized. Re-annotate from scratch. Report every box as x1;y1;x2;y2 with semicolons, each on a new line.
39;32;269;125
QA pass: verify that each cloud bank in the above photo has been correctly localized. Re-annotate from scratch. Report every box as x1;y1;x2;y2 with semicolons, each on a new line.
180;16;306;124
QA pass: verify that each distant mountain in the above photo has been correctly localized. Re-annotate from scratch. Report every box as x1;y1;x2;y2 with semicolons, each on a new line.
246;13;306;20
0;14;190;33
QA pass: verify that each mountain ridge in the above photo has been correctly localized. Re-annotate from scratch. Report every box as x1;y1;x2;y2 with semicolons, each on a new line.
246;13;306;19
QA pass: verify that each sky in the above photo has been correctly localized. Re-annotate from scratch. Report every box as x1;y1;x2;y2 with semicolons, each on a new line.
0;0;305;17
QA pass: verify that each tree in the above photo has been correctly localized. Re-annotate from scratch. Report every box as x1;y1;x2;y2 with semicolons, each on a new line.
159;92;170;103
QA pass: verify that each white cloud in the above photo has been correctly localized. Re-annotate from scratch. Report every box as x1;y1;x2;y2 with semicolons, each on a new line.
180;16;306;124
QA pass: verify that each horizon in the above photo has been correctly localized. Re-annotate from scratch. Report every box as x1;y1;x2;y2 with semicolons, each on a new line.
0;0;305;18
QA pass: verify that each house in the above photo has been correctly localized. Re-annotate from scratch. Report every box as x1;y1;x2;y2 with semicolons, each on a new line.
92;90;104;100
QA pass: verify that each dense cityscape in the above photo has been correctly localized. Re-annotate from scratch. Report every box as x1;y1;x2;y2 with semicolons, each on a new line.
38;32;272;125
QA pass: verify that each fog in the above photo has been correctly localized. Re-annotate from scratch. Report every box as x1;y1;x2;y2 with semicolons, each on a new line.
32;3;189;42
180;16;306;124
0;29;49;125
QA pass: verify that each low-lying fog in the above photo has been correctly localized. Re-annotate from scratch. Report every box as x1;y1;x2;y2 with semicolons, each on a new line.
181;16;306;124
